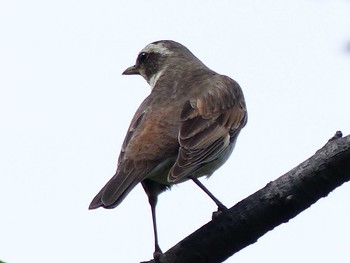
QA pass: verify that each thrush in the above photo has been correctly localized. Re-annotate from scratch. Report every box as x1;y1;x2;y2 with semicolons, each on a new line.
89;40;247;258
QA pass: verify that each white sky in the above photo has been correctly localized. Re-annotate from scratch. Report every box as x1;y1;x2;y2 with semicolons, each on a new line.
1;1;350;262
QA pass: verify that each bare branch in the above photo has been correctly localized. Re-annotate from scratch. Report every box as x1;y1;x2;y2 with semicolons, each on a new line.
142;132;350;263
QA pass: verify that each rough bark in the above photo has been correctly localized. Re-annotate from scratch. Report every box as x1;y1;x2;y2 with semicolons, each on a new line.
141;132;350;263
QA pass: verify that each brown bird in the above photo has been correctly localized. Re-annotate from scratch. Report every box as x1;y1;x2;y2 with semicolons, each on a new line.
89;40;247;257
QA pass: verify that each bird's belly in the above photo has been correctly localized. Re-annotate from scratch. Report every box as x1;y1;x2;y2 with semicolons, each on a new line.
145;155;177;185
146;142;236;185
187;141;236;180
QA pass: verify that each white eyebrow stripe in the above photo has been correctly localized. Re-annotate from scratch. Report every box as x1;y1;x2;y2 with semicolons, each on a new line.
142;43;173;55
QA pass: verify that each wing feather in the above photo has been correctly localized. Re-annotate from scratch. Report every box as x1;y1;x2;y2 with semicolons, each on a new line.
168;76;247;182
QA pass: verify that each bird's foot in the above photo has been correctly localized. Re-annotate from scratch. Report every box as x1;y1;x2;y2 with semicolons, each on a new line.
212;204;228;220
153;246;163;262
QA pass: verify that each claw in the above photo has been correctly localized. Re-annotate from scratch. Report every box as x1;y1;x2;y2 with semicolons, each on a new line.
153;248;162;262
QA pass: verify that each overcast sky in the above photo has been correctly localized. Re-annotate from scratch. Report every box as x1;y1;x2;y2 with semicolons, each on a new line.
1;1;350;262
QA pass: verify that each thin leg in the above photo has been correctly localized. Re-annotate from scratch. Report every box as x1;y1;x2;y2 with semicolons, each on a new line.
141;180;166;259
191;177;228;211
150;201;162;258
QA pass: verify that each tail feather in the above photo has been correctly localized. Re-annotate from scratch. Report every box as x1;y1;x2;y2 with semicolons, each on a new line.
88;168;140;210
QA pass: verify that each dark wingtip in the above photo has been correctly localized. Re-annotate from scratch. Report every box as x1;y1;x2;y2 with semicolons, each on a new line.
88;193;103;210
88;203;99;210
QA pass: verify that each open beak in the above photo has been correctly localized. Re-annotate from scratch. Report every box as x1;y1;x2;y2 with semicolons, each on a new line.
122;65;140;75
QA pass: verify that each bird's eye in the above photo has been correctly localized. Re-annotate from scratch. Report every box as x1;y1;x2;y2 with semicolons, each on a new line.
138;52;149;64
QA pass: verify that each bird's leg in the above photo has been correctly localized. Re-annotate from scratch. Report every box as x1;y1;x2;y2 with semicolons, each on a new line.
149;199;162;259
191;177;228;212
141;180;164;260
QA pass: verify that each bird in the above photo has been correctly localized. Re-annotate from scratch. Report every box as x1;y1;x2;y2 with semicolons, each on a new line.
89;40;247;258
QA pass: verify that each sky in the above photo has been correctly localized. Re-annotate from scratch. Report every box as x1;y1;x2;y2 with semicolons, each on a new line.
1;1;350;262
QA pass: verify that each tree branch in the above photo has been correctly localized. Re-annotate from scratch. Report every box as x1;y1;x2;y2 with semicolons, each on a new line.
141;132;350;263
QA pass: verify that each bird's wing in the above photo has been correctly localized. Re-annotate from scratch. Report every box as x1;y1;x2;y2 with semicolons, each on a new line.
89;96;179;209
168;76;247;183
89;106;150;209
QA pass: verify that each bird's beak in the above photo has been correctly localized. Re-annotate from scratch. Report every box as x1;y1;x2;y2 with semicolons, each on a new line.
122;65;140;75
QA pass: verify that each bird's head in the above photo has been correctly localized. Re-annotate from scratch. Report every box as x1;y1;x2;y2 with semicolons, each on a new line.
123;40;202;88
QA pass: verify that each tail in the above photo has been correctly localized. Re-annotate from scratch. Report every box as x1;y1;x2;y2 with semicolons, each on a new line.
89;168;140;210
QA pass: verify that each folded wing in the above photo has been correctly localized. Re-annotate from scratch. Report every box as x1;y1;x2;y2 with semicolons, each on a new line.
168;76;247;182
